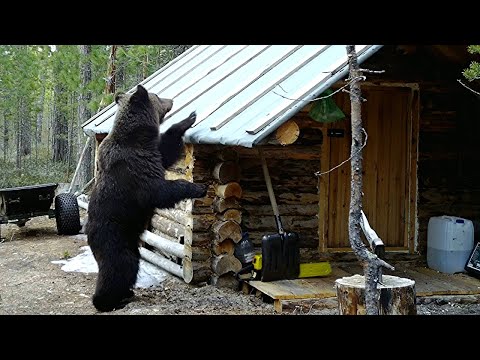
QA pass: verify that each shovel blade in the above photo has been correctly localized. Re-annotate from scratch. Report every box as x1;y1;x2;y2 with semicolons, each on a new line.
261;232;300;282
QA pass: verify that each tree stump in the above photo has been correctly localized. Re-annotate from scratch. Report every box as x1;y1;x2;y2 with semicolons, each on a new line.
335;274;416;315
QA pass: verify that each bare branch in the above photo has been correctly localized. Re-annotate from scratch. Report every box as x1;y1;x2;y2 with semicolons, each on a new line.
378;257;395;271
273;76;365;102
366;251;395;271
315;128;368;177
344;75;366;83
341;88;367;102
458;79;480;96
358;68;385;74
276;83;288;93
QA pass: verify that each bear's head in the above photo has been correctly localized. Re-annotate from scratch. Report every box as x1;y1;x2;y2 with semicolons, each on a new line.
114;85;173;130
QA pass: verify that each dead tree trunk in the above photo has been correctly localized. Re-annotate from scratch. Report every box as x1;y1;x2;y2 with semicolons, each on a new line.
19;97;31;157
36;79;46;162
98;45;118;111
3;111;9;162
345;45;395;315
105;45;117;95
52;83;68;163
77;45;94;190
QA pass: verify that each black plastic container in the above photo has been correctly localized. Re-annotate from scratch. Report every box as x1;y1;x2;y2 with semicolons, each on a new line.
234;232;255;266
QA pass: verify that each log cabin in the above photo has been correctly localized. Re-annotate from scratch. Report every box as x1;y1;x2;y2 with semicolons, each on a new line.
81;45;480;286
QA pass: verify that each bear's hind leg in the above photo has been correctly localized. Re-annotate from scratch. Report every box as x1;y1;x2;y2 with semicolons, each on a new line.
92;248;139;312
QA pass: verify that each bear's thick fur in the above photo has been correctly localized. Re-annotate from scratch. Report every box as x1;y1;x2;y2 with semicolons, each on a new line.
85;85;207;312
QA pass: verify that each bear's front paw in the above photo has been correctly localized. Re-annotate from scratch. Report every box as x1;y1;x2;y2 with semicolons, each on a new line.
179;111;197;131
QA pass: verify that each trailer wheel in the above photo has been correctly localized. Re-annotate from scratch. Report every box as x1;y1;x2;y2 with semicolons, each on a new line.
55;193;81;235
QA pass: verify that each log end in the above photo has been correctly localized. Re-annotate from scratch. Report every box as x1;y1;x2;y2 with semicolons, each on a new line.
335;274;415;289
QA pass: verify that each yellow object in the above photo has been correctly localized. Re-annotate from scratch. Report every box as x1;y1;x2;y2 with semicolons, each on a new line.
299;262;332;278
253;254;262;270
252;254;331;277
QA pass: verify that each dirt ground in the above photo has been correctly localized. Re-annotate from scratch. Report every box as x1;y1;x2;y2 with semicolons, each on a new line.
2;213;480;316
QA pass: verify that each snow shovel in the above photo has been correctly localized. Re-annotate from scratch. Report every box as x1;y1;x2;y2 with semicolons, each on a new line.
258;148;300;282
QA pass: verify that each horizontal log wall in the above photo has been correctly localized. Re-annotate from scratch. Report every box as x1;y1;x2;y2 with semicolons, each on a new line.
237;143;322;260
194;142;323;264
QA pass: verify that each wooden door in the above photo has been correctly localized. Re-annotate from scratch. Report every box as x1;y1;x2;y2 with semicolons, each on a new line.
319;86;418;252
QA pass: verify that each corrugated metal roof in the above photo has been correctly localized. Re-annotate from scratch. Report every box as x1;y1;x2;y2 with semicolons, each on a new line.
82;45;383;148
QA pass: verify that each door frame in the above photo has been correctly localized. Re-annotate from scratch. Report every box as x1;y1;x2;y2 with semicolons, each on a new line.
318;82;420;254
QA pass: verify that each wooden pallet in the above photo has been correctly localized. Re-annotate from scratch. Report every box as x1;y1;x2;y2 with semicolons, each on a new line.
246;263;480;313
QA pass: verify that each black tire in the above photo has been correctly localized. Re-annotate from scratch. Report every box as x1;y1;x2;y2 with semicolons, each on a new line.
55;193;81;235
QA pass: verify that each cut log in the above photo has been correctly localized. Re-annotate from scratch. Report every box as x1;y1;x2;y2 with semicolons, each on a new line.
192;232;212;247
296;127;323;146
213;197;241;213
210;273;240;290
140;247;194;284
192;196;215;214
215;182;242;199
212;238;235;256
154;207;192;227
335;274;416;315
174;198;193;212
140;230;186;259
192;213;216;231
247;231;318;248
139;247;183;279
151;214;192;240
212;220;243;244
215;148;239;162
182;259;193;283
77;198;89;211
191;246;212;261
242;191;319;205
213;161;241;184
272;119;300;145
216;209;242;224
235;145;321;160
242;203;318;216
211;254;242;276
191;261;213;284
242;215;318;231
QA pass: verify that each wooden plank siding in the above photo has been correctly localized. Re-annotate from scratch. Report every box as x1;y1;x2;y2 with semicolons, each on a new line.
321;85;418;252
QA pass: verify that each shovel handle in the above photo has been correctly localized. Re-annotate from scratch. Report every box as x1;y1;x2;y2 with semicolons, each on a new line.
274;215;285;235
259;148;285;235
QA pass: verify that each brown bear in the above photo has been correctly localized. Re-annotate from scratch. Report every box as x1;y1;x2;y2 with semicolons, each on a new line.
85;85;207;312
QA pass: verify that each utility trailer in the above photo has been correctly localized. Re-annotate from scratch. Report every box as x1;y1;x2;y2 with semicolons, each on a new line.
0;183;81;240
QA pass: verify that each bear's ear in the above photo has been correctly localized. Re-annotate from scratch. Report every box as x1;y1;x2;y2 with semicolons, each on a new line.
115;92;126;104
131;84;149;103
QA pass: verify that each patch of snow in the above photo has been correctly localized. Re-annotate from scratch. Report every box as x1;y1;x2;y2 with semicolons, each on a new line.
52;246;98;273
51;245;168;288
